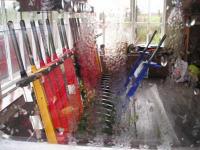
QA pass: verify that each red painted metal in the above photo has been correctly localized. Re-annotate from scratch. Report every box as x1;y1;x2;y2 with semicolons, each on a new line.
45;19;76;133
30;20;70;136
59;18;83;120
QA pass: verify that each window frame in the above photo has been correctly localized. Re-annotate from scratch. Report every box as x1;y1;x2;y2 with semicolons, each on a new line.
131;0;166;46
0;1;72;94
0;0;48;93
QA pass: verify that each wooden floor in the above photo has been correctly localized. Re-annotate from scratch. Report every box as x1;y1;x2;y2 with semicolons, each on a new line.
115;83;177;147
114;78;200;148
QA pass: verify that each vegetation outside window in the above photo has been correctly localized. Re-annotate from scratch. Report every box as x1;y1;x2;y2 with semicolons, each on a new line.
135;0;165;45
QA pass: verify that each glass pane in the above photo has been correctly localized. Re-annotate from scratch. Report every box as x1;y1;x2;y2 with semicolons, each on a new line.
21;13;46;65
149;23;161;44
149;0;163;23
21;12;32;24
136;23;148;44
5;0;20;24
8;32;20;74
0;34;9;81
21;12;43;24
136;0;148;22
104;22;132;51
89;0;130;22
89;0;131;50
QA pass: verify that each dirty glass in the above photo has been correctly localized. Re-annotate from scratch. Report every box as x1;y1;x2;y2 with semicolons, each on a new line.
76;17;101;90
0;0;200;149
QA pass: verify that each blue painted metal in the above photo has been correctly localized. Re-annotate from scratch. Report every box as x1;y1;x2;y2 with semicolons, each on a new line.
123;34;167;109
124;30;157;88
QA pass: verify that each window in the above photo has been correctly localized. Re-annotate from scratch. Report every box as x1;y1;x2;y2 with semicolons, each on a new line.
134;0;165;45
0;0;22;87
0;0;69;91
88;0;165;49
88;0;131;50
